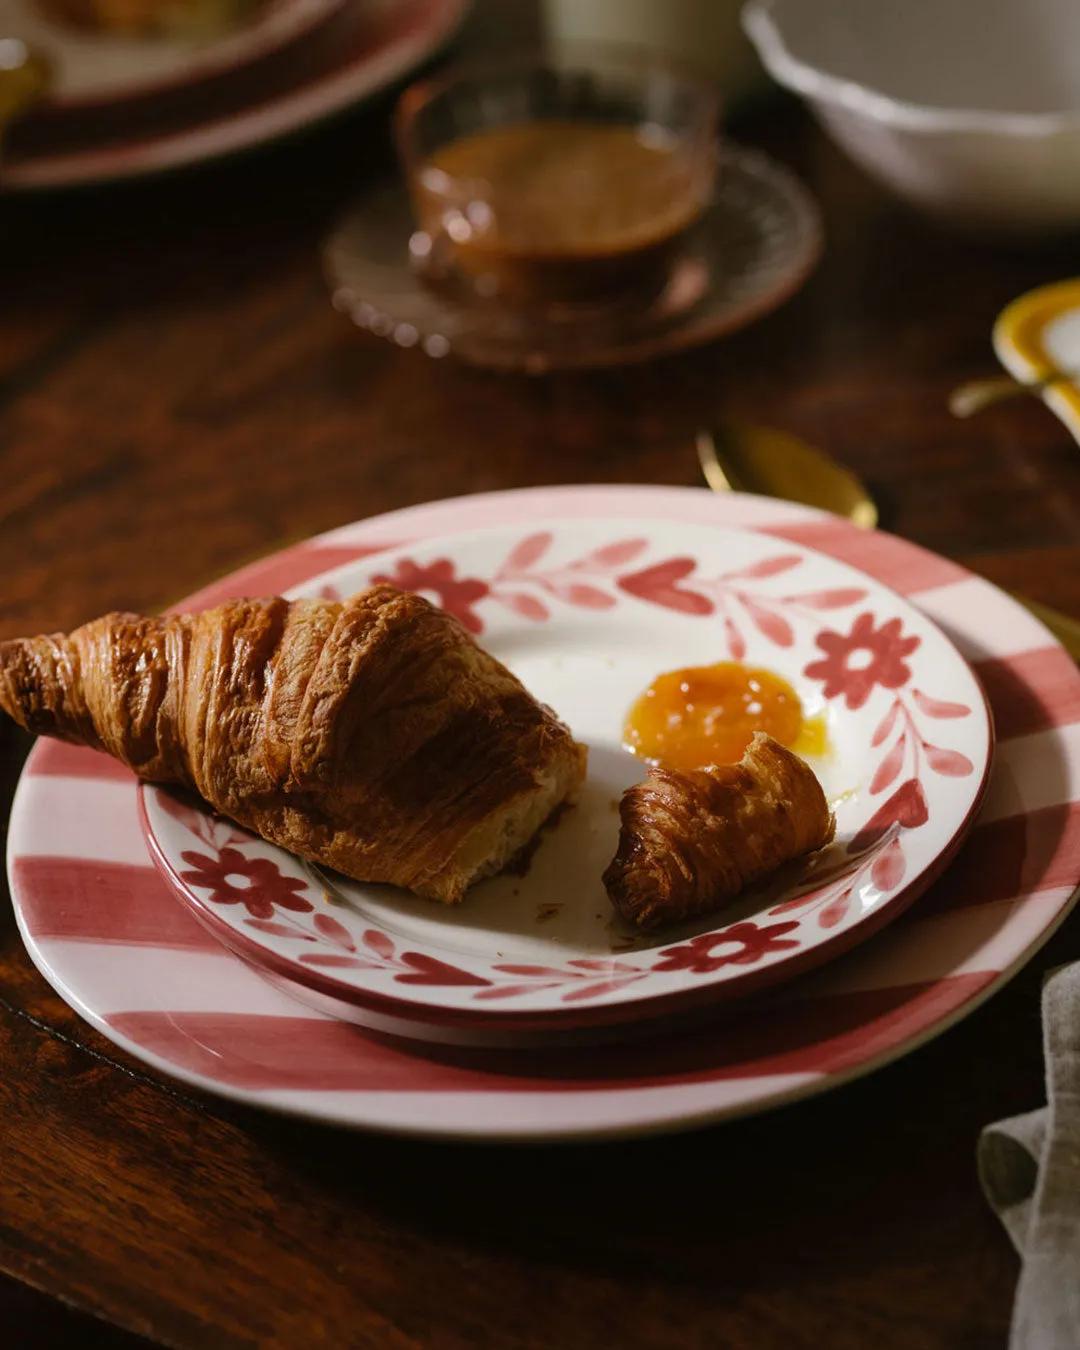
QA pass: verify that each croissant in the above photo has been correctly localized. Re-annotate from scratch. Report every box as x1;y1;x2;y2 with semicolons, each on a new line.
603;732;834;930
0;587;587;903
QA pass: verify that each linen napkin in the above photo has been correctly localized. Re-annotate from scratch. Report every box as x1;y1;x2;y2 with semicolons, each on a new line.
979;963;1080;1349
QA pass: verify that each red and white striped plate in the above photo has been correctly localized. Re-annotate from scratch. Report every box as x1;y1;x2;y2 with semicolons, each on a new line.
9;486;1080;1140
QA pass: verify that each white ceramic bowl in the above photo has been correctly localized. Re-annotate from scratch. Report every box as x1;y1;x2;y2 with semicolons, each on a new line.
743;0;1080;233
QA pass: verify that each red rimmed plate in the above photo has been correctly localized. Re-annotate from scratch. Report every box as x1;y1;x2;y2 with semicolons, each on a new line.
8;486;1080;1140
138;517;992;1040
0;0;345;110
3;0;469;187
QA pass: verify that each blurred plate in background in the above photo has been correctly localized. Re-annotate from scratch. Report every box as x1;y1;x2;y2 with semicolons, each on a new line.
994;279;1080;446
2;0;469;186
0;0;346;108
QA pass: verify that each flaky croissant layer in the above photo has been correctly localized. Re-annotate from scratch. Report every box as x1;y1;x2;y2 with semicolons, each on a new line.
0;588;587;902
604;732;835;930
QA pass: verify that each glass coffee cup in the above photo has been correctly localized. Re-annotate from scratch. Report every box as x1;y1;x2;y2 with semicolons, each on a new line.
395;46;720;311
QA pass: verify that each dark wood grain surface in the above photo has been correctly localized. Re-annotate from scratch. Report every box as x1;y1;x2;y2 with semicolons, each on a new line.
4;11;1080;1348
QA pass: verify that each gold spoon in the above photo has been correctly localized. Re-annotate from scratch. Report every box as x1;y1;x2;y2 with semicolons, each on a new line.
697;425;878;529
696;423;1080;660
949;367;1080;418
0;39;52;141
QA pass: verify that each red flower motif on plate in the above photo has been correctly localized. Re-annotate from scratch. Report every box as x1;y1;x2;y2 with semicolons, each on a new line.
371;557;489;634
652;920;800;974
804;612;920;710
179;847;313;919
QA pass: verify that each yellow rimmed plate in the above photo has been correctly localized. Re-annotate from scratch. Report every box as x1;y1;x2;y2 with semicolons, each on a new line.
994;278;1080;443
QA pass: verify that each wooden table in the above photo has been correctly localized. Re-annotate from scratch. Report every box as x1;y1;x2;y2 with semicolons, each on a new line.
4;36;1080;1350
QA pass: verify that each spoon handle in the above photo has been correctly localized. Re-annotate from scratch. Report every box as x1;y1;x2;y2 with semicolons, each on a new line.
948;368;1080;418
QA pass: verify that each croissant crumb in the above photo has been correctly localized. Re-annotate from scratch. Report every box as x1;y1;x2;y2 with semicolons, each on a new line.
603;732;835;930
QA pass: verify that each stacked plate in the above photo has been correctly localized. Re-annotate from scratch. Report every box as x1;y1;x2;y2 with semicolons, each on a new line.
1;0;469;187
10;485;1080;1141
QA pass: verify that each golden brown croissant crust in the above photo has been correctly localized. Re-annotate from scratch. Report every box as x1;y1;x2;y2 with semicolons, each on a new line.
0;587;587;903
603;732;835;930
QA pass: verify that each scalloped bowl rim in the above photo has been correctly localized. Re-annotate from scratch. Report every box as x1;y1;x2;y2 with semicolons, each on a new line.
742;0;1080;136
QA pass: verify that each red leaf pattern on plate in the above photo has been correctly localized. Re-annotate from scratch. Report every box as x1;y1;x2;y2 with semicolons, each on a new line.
769;884;834;915
869;736;906;795
396;953;493;987
298;954;364;968
790;588;869;610
871;838;906;892
496;592;549;622
924;745;975;777
769;832;907;929
724;614;747;661
471;960;647;1003
562;980;632;1003
154;788;249;851
362;929;396;960
872;700;901;748
858;684;974;852
154;789;209;836
473;983;563;1000
617;558;714;615
356;531;870;646
849;780;929;853
818;893;852;928
725;554;803;580
547;583;616;609
579;538;649;568
313;913;357;951
912;689;971;719
741;598;794;648
766;852;867;915
502;532;553;572
493;963;578;978
567;959;640;974
245;919;315;940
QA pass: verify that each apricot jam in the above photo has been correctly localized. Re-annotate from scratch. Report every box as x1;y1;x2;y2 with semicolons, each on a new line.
623;662;827;772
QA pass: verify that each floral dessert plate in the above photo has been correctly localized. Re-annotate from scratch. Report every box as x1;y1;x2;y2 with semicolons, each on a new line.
138;517;992;1039
8;486;1080;1140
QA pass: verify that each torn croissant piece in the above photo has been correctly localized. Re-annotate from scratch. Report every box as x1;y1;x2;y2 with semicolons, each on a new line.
0;587;587;903
603;732;835;930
